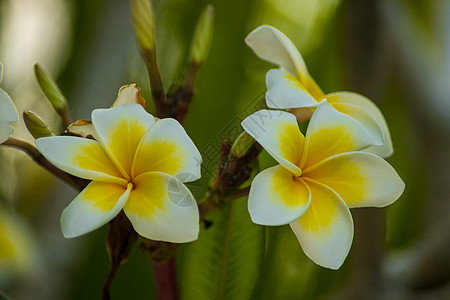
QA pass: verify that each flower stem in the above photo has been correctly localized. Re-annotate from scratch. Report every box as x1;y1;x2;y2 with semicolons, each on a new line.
151;257;179;300
2;136;86;191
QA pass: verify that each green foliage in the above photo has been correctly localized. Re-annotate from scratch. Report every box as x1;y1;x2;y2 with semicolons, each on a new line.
178;198;265;300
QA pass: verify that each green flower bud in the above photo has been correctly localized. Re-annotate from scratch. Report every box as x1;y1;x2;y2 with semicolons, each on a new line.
130;0;156;53
230;131;255;158
23;110;54;139
34;64;71;126
189;5;214;65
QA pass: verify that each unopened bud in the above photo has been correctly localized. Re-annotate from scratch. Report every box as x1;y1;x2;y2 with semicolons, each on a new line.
34;64;71;126
23;110;54;139
230;131;255;158
130;0;156;54
188;5;214;65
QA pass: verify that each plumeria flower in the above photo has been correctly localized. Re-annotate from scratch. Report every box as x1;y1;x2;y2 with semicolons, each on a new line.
245;25;393;158
241;103;404;269
36;102;202;243
0;63;19;144
0;209;39;280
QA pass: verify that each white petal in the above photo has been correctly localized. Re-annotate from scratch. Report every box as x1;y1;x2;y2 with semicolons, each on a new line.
132;118;202;182
242;109;304;176
248;165;310;225
245;25;308;80
326;92;393;158
91;104;155;178
0;88;18;143
124;172;199;243
303;152;405;208
290;179;354;270
61;181;131;238
265;69;318;109
301;102;378;169
36;136;127;185
112;84;146;108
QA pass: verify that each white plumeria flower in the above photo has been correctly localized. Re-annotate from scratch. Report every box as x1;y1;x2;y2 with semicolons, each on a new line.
36;103;202;243
245;25;393;158
241;103;404;269
0;64;19;144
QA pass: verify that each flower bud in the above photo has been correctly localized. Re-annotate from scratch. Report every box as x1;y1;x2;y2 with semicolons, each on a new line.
130;0;156;53
34;64;71;126
188;5;214;65
23;110;54;139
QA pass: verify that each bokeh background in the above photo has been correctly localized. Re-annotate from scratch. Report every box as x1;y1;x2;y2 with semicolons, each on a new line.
0;0;449;299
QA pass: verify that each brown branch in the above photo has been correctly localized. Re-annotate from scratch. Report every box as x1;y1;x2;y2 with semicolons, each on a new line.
2;137;86;191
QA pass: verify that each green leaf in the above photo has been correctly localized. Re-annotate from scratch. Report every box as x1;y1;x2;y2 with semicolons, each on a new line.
178;198;265;300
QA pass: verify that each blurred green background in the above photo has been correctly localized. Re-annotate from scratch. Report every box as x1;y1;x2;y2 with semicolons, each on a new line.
0;0;449;299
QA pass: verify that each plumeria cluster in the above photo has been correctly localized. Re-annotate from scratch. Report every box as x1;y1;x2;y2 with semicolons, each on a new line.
0;16;405;300
242;25;404;269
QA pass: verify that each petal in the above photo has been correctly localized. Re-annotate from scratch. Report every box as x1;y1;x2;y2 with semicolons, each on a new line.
66;120;96;139
290;179;354;270
0;88;18;143
303;152;405;208
265;69;318;109
36;136;127;184
248;165;310;225
92;104;155;178
301;102;378;169
112;84;146;109
61;181;131;238
245;25;308;81
123;172;199;243
132;118;202;182
241;110;304;176
326;92;393;157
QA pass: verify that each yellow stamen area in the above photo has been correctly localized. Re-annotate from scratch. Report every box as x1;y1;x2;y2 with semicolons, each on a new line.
107;119;147;177
83;182;128;211
298;179;337;233
277;121;304;167
72;142;123;178
270;166;308;207
124;174;166;218
133;139;182;178
303;155;366;207
303;126;358;169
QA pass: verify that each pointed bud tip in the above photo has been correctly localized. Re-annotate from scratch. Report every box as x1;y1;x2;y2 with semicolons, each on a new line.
23;110;54;139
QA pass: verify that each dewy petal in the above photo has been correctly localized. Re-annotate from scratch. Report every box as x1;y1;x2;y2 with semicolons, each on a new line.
0;88;18;143
61;181;131;238
303;152;405;208
245;25;308;81
112;84;146;109
36;136;127;185
242;109;304;176
132;118;202;182
290;179;354;270
124;172;199;243
301;102;377;169
92;104;155;179
248;165;310;225
265;69;318;109
326;92;393;157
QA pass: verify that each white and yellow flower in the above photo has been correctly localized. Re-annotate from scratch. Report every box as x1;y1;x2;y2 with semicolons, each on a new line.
36;99;202;242
245;25;393;158
242;103;404;269
0;64;19;144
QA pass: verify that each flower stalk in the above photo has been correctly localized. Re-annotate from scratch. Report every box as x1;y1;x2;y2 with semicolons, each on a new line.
2;137;86;190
